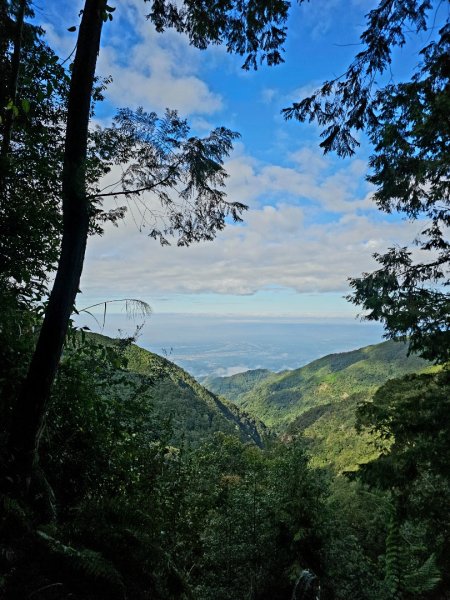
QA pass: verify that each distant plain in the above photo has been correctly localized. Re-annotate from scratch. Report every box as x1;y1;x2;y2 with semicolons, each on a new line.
74;313;385;377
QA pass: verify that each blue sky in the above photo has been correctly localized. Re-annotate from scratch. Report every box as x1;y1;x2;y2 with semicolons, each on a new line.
37;0;439;321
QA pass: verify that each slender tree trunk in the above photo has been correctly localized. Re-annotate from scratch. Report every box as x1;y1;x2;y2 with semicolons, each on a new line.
6;0;106;491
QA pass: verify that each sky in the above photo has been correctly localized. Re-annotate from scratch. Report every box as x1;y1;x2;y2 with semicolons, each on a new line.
35;0;439;323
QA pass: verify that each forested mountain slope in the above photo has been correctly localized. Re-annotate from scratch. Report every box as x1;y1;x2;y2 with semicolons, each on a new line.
201;368;274;404
205;340;431;430
91;333;268;447
284;394;379;472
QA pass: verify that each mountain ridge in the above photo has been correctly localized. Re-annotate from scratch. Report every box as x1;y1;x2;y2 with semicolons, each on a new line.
202;339;432;430
87;332;269;447
201;339;436;472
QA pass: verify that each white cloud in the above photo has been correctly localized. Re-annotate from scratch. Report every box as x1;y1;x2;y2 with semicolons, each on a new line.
294;0;371;40
223;148;374;213
284;81;323;105
288;147;327;174
80;204;423;299
95;0;224;115
80;146;425;302
98;44;223;115
42;0;224;117
214;365;252;377
38;0;424;317
261;88;278;104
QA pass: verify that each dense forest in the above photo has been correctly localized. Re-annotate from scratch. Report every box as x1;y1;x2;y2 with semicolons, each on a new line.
1;0;449;599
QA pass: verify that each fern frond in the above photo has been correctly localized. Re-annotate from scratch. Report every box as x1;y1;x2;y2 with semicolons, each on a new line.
37;530;125;596
75;496;154;532
404;553;441;594
0;494;28;521
384;513;403;599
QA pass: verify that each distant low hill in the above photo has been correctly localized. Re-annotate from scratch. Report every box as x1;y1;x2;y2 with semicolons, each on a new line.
204;340;431;429
283;394;379;472
202;340;434;471
201;368;274;404
89;333;268;447
89;336;435;472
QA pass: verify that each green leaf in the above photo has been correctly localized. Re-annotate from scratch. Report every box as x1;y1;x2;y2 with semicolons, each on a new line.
21;98;30;114
404;554;441;594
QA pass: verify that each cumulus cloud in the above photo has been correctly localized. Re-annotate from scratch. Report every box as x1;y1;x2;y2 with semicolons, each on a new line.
223;148;374;213
214;365;253;377
42;0;223;117
81;203;423;299
80;146;424;302
95;0;223;115
98;44;223;115
38;0;421;316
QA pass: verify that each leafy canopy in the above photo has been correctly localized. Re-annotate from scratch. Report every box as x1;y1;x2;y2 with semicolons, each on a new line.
147;0;293;70
0;13;67;297
284;3;449;362
93;107;245;246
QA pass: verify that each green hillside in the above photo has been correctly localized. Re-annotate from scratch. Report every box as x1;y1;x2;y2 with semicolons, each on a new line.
201;368;274;403
89;333;268;447
202;340;436;473
282;394;381;473
208;340;431;430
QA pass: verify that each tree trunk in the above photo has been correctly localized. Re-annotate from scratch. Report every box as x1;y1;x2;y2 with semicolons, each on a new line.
6;0;106;492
